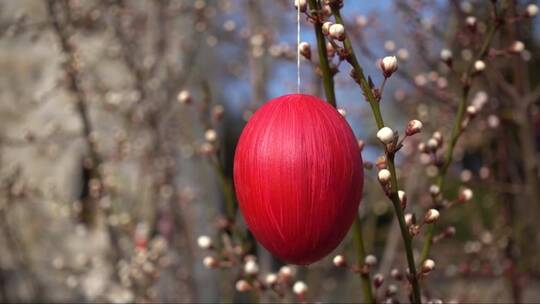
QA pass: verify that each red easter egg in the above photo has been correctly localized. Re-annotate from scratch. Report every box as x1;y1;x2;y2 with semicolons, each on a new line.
234;94;363;265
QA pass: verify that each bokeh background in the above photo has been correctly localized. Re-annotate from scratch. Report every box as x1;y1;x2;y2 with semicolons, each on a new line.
0;0;539;302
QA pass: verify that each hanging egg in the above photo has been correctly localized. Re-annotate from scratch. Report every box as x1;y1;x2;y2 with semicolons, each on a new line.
234;94;363;265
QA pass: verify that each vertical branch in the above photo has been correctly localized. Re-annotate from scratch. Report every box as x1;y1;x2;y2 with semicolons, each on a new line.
420;1;505;265
328;3;422;303
46;0;124;266
307;2;373;303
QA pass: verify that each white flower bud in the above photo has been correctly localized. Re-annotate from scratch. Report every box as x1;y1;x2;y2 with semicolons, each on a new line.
387;284;398;295
294;0;307;13
380;56;398;78
205;129;218;142
474;60;486;72
293;281;308;295
322;21;333;36
244;259;259;275
333;255;346;267
365;254;378;266
510;41;525;53
377;127;395;144
404;213;414;226
279;265;294;279
384;40;396;52
466;105;477;116
177;90;191;104
378;169;391;184
373;273;384;288
265;273;278;285
397;48;409;60
298;41;311;60
329;23;346;41
235;280;252;292
526;4;538;17
398;190;407;209
203;256;218;268
465;16;477;28
197;235;212;249
440;48;453;61
406;119;423;136
424;209;440;223
422;259;435;273
427;138;439;151
429;184;441;196
459;188;473;202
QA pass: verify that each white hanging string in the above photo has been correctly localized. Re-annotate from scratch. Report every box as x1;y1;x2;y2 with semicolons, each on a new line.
296;1;301;93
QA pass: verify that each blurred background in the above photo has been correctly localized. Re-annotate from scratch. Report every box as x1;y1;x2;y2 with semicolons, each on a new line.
0;0;539;302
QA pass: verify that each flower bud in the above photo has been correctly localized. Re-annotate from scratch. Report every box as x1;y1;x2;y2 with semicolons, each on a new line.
365;254;378;266
421;259;435;274
337;108;347;117
322;21;333;36
293;281;308;295
398;190;407;210
244;259;259;275
205;129;218;142
380;56;398;78
378;169;391;184
432;131;443;143
424;209;440;224
404;213;414;226
440;48;453;62
197;235;212;249
426;138;439;152
265;273;278;285
298;41;311;60
235;280;252;292
526;4;538;17
177;89;191;104
333;255;346;267
510;41;525;53
390;268;403;280
430;185;441;197
377;127;395;144
373;273;384;288
375;156;387;170
203;256;218;268
474;60;486;72
405;119;423;136
279;265;294;280
294;0;307;13
329;23;346;41
458;187;473;202
466;105;477;117
387;284;398;296
465;16;477;29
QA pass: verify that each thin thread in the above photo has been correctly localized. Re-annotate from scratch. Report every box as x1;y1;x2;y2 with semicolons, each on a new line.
297;1;301;93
